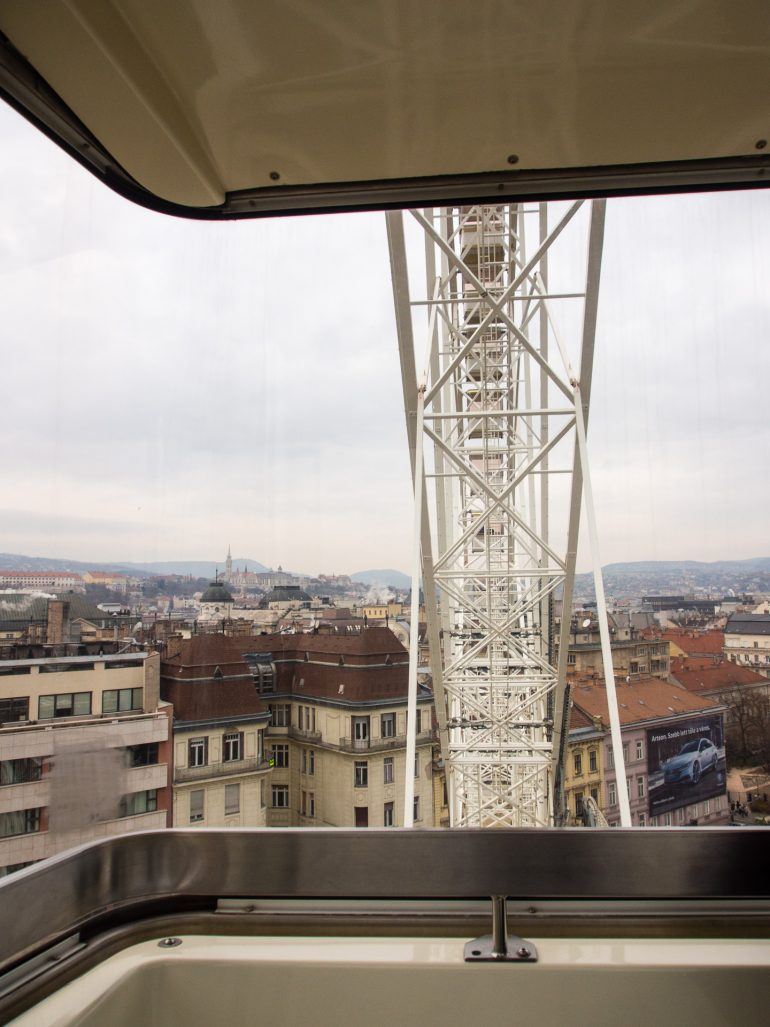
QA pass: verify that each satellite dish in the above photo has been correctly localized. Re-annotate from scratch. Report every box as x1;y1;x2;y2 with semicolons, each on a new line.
582;618;592;628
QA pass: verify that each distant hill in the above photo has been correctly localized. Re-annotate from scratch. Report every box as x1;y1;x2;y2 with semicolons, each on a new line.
573;557;770;599
351;569;411;590
0;553;267;579
117;559;269;578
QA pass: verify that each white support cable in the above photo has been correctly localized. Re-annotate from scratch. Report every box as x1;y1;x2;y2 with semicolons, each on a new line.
404;385;425;829
574;384;632;828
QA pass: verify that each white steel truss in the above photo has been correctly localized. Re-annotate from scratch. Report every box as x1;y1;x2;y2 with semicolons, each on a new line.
387;199;628;828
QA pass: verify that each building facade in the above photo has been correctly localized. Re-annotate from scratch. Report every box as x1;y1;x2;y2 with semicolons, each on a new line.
724;614;770;671
0;652;170;878
169;628;438;828
570;676;729;827
160;635;272;828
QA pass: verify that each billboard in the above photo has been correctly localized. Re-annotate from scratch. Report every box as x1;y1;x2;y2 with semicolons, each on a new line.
647;714;726;819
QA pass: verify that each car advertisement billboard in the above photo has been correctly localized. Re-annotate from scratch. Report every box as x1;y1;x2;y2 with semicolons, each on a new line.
647;714;726;819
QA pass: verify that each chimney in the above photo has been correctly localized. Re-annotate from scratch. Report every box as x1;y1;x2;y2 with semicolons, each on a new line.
165;634;183;659
46;600;70;645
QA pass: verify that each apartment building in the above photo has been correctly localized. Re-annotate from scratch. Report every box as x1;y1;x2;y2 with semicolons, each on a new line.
183;628;437;828
724;614;770;671
563;704;606;824
571;677;729;827
160;636;272;828
558;612;669;680
0;652;170;878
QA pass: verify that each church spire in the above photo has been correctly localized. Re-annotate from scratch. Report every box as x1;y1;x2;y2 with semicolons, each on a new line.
225;545;233;584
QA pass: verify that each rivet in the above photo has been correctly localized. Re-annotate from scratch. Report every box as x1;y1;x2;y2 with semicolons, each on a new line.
756;140;767;150
507;154;519;165
517;946;531;959
269;170;281;180
158;937;183;948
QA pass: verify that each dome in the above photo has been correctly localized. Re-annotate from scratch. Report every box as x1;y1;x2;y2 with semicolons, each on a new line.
200;581;234;604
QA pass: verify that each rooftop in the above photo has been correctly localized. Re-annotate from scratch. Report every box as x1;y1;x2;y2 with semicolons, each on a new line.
661;629;725;655
570;675;722;728
669;656;768;694
725;614;770;636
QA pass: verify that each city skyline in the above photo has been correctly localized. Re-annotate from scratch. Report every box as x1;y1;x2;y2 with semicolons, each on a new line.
2;102;769;573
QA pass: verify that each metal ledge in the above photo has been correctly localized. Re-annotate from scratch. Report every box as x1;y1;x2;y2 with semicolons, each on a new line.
1;827;770;975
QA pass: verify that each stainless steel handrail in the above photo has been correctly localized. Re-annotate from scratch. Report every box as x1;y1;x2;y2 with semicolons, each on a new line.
1;827;769;976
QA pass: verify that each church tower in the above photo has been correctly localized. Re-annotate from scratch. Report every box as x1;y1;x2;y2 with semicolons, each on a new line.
225;545;233;584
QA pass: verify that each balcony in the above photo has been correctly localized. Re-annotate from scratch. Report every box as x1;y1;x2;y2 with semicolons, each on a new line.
337;730;435;754
175;757;271;785
288;726;322;744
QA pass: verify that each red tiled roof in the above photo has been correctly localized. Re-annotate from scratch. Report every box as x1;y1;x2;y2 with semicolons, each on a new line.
669;656;768;694
571;676;721;727
661;629;724;656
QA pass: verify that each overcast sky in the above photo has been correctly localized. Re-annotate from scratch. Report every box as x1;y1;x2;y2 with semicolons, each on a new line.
1;100;769;575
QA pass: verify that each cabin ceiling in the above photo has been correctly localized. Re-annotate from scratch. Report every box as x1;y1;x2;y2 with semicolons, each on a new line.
1;0;769;217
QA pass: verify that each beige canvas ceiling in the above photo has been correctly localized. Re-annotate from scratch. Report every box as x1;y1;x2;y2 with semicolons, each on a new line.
0;0;768;214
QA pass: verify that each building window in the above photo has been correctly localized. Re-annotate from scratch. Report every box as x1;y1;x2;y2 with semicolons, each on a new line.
636;739;644;761
0;697;29;722
308;792;315;818
638;812;646;826
189;789;204;822
608;781;617;806
0;757;43;786
413;796;421;822
38;692;92;719
260;779;266;808
128;743;159;767
273;744;289;768
702;799;710;815
224;783;240;816
663;812;672;826
567;653;576;665
272;785;289;808
383;757;394;784
269;704;291;727
381;712;396;738
637;775;645;798
575;792;584;818
608;748;614;768
677;807;686;824
188;737;208;768
354;761;368;788
590;787;599;804
415;709;422;734
630;661;639;674
301;750;306;774
414;752;420;778
301;790;307;816
257;730;265;762
308;750;315;775
622;742;629;762
0;808;41;838
223;732;243;762
120;789;158;817
384;801;394;827
352;716;370;748
573;752;583;776
102;688;143;714
589;749;597;773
